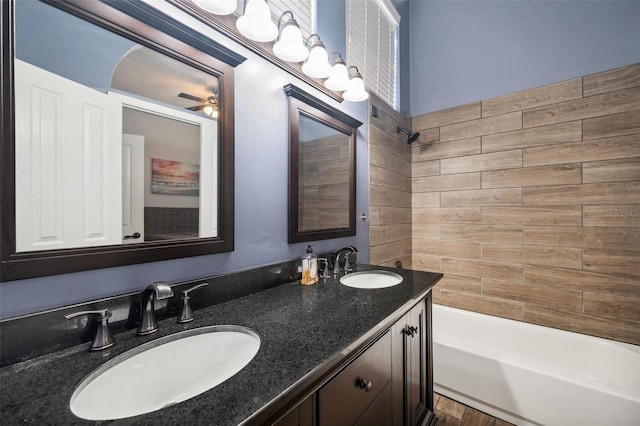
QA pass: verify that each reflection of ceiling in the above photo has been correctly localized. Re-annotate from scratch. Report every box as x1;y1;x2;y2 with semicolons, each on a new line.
122;107;200;153
111;46;219;113
300;115;342;142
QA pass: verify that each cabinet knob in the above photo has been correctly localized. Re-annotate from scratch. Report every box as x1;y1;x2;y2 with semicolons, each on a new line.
358;378;372;392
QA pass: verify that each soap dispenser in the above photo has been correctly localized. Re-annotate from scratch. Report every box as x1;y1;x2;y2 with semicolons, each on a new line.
301;245;319;285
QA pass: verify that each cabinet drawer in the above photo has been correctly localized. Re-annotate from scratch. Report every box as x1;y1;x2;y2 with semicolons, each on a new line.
319;331;392;425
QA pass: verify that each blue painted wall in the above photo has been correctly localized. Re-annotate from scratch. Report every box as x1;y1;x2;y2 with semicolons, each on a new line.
393;0;411;114
409;0;640;115
318;0;347;56
1;1;368;319
7;0;638;319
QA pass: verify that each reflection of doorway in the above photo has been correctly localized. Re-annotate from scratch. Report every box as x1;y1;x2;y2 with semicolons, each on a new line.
122;134;144;244
121;105;204;241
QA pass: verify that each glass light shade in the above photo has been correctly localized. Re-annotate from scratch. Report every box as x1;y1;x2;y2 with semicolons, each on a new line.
343;74;369;102
203;101;218;118
301;42;332;79
273;21;308;62
324;58;350;91
192;0;237;15
236;0;278;42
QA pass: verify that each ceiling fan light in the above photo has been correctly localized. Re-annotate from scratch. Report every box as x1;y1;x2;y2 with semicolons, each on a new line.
324;57;350;91
301;41;332;79
203;96;219;118
236;0;278;42
273;19;308;62
192;0;237;15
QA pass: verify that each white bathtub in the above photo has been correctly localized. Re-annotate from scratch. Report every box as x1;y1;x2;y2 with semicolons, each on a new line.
432;305;640;426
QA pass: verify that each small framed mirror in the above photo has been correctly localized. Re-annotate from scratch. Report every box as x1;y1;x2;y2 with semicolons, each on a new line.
285;85;362;243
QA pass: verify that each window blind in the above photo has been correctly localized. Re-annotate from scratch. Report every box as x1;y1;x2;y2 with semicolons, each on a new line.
346;0;400;109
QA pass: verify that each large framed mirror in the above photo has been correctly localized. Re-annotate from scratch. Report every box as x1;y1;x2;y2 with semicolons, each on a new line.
0;0;245;281
285;85;362;243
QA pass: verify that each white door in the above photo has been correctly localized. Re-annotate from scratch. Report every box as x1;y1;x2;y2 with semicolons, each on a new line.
14;59;122;252
122;134;145;244
110;92;218;238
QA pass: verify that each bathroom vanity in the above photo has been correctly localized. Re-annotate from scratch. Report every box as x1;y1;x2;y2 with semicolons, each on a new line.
279;297;431;426
0;264;441;425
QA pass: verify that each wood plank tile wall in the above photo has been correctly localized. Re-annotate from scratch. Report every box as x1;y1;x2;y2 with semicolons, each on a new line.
410;63;640;345
299;134;351;230
368;94;413;268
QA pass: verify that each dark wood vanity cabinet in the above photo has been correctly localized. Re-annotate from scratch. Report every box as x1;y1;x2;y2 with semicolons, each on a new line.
319;331;392;425
392;295;434;426
273;294;434;426
273;395;315;426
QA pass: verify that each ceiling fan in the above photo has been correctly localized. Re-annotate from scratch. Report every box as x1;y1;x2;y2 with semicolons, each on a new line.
178;91;218;118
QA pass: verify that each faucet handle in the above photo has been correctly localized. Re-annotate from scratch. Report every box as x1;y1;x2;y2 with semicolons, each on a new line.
64;309;115;351
318;258;331;279
177;283;209;323
344;252;357;273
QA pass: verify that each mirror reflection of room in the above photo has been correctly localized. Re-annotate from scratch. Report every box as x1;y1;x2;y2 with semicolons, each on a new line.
298;115;352;232
14;0;219;252
121;108;201;243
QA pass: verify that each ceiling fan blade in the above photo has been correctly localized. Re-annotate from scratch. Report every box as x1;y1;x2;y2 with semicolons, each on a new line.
186;105;205;111
178;92;207;103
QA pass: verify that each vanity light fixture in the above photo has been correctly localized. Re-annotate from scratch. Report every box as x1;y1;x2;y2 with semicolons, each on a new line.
236;0;278;42
343;66;369;102
301;34;332;79
191;0;237;15
324;52;350;92
273;11;309;63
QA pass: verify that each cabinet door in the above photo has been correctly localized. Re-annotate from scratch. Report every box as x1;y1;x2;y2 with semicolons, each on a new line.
273;394;315;426
391;295;434;426
391;312;409;426
407;300;428;425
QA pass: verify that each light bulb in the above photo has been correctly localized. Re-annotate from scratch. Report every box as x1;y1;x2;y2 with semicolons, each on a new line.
324;57;350;91
192;0;237;15
273;18;308;62
343;69;369;102
301;41;332;79
236;0;278;42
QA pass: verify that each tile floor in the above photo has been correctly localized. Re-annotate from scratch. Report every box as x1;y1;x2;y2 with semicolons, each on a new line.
434;393;514;426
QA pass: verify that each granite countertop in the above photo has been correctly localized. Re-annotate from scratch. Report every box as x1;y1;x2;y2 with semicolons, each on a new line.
0;265;441;425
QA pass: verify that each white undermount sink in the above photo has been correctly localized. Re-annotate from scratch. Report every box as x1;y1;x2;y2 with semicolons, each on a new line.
340;270;403;289
69;325;260;421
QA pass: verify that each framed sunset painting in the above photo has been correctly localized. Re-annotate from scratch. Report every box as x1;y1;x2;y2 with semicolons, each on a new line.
151;158;200;196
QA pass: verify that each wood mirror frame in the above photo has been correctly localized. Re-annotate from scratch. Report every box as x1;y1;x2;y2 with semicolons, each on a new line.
0;0;245;281
285;84;362;243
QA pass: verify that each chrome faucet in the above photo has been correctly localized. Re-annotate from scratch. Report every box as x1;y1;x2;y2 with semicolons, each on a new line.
331;246;358;275
137;281;174;335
